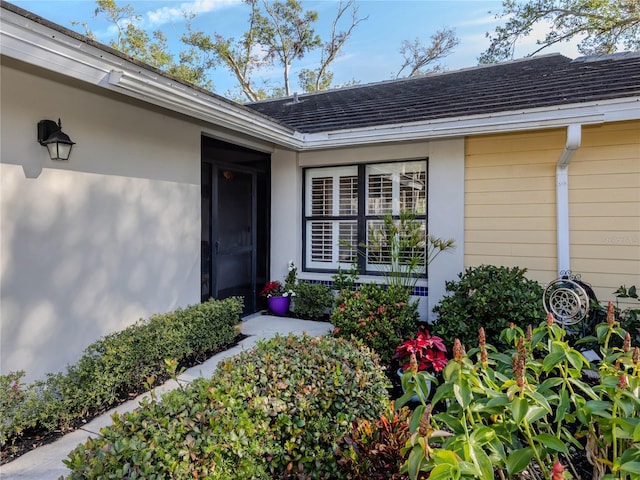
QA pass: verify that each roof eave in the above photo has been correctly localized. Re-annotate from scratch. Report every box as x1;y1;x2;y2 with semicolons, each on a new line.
2;3;638;153
297;98;640;150
0;5;304;150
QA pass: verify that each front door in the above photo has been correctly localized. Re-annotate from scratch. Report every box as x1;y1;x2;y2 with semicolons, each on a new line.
201;137;270;314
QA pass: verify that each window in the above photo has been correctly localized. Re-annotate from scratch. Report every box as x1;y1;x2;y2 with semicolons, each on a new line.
304;160;427;273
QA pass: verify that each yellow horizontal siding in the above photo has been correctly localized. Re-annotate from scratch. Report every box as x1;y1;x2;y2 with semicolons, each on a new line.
466;229;555;244
466;190;555;205
571;202;639;217
571;216;639;231
465;129;559;282
569;122;640;302
572;244;640;261
571;172;640;189
467;204;555;218
571;230;640;246
466;129;565;155
466;217;553;230
465;242;556;258
464;121;640;302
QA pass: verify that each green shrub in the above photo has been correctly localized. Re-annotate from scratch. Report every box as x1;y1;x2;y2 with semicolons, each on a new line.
0;372;66;451
64;334;390;480
293;282;333;320
397;314;640;480
1;297;242;453
336;403;412;479
431;265;545;350
331;283;419;365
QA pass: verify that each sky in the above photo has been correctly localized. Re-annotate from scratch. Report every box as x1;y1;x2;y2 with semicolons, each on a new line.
9;0;584;99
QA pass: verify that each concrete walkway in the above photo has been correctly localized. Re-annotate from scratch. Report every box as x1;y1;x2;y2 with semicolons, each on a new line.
0;314;333;480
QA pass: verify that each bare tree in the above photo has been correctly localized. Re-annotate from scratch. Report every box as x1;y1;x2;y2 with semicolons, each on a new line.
395;28;459;78
298;0;368;92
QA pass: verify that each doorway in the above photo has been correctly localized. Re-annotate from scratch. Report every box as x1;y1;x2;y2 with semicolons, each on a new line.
201;137;270;314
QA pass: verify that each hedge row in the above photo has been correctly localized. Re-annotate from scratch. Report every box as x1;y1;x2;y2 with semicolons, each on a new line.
1;297;243;453
63;334;390;479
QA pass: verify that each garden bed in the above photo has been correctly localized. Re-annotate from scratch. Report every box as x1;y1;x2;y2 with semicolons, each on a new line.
1;333;247;465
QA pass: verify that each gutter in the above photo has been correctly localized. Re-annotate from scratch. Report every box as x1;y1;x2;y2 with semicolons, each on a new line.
556;124;582;276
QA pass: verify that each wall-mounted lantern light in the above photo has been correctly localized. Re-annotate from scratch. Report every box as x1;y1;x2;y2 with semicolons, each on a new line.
37;118;75;160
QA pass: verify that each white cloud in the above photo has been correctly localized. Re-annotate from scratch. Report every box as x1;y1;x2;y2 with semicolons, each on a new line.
145;0;242;27
511;20;584;58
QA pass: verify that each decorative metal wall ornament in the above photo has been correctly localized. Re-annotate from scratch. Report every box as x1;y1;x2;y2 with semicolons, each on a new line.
543;272;590;326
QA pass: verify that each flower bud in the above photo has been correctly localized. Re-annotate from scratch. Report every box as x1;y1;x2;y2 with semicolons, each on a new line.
513;353;525;389
517;337;526;361
453;338;465;361
478;327;486;348
551;461;565;480
409;353;418;373
480;346;488;367
623;332;631;353
546;312;554;326
526;324;532;342
418;404;432;436
618;373;628;389
633;346;639;365
607;301;615;326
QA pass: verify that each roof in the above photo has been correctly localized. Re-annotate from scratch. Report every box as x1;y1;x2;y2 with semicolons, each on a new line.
246;53;640;133
2;0;639;149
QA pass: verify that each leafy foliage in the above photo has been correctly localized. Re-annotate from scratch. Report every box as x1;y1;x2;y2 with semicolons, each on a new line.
74;0;212;88
0;298;242;454
431;265;545;351
63;334;390;479
364;211;455;292
480;0;640;63
293;281;334;320
336;403;413;479
332;283;419;365
396;311;640;480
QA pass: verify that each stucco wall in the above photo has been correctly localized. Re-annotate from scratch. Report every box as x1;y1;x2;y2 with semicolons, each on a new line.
274;139;466;321
1;62;202;381
465;121;640;304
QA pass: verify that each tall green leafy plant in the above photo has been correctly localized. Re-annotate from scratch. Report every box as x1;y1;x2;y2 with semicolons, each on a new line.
396;309;640;480
366;211;454;292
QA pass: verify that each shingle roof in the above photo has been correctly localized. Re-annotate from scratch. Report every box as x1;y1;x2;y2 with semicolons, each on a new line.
246;53;640;133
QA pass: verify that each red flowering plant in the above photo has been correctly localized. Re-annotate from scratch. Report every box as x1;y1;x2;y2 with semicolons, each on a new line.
260;263;298;298
394;326;448;373
260;280;285;298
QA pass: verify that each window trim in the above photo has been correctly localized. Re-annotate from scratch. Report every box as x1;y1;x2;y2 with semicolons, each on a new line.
302;159;428;276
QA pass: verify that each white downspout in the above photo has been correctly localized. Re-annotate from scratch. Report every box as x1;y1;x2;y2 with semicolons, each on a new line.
556;124;582;276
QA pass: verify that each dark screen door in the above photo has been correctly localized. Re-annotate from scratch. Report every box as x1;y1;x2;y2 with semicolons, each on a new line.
214;167;255;310
201;137;270;314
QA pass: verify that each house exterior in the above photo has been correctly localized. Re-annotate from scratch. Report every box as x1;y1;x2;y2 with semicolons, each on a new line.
1;1;639;381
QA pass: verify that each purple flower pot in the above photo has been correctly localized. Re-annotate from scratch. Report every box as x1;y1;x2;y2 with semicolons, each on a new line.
267;296;291;316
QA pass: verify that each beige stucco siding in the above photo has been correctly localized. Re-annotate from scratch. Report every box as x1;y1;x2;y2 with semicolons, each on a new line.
1;61;203;381
465;121;640;303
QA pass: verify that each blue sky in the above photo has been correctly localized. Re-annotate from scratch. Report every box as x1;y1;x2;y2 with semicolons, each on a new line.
10;0;583;98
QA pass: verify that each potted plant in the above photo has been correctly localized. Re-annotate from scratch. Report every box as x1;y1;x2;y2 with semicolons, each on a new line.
260;262;297;316
394;326;448;402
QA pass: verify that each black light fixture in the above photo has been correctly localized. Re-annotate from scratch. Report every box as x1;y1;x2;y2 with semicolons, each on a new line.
37;118;75;160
